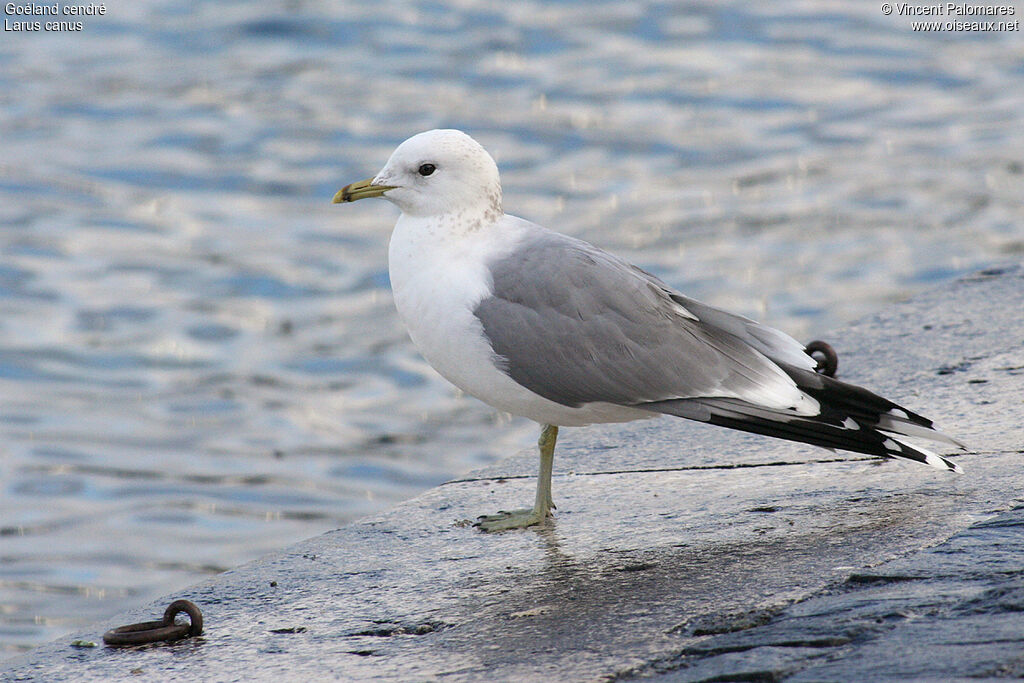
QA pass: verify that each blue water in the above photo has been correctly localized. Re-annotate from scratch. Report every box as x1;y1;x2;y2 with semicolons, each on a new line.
1;0;1022;658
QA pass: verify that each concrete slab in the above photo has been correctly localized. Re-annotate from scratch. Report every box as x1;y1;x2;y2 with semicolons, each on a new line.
2;264;1022;682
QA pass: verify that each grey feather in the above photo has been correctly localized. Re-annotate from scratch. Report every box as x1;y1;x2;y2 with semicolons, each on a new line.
669;294;817;371
474;230;801;409
473;227;962;472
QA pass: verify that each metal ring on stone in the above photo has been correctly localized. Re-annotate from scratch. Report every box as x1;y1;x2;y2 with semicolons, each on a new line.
805;340;838;378
103;599;203;646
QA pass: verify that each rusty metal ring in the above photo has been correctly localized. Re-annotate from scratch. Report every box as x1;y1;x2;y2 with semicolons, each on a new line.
805;340;838;378
103;599;203;646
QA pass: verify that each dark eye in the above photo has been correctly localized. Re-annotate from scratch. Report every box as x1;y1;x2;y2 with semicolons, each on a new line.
418;163;436;177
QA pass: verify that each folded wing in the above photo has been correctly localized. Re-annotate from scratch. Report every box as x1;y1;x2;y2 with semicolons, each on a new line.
475;226;963;472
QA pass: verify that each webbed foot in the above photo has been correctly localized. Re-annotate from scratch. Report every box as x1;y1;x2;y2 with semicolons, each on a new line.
474;425;559;533
474;507;549;532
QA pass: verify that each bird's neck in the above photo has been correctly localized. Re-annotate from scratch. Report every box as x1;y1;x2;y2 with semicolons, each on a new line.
400;202;504;240
388;210;521;280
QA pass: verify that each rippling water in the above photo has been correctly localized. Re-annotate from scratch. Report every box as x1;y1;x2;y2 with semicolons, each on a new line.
2;0;1022;658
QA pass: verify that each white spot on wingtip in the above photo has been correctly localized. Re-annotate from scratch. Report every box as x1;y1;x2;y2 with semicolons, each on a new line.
924;453;962;473
882;438;902;451
790;393;820;417
842;417;859;430
888;408;909;419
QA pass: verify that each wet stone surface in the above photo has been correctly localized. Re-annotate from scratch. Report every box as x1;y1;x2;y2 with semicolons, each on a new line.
652;504;1024;681
2;267;1022;681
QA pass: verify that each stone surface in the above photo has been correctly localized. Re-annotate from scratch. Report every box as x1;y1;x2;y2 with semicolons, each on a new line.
2;264;1022;682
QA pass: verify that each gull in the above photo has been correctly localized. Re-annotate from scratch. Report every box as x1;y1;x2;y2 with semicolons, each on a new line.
334;129;964;532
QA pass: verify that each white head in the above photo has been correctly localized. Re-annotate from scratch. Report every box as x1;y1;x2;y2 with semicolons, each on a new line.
334;129;502;222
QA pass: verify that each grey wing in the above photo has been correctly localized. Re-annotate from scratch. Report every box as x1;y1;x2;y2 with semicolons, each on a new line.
669;294;817;371
474;227;963;473
473;230;808;411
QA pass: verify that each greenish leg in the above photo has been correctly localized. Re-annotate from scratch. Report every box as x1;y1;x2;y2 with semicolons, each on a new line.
475;425;559;532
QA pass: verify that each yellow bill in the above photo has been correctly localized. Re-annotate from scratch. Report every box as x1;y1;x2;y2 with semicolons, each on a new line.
332;178;396;203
